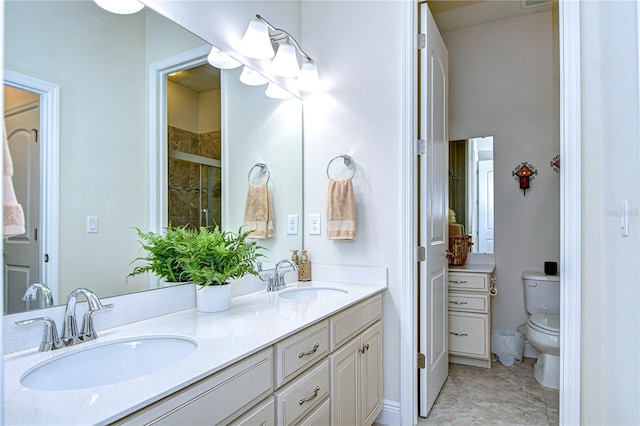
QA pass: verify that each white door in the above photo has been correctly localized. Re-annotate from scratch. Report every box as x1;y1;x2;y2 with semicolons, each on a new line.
418;2;449;417
477;160;494;253
3;101;40;313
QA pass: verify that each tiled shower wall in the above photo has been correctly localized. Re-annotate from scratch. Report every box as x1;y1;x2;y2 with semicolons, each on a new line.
168;125;222;228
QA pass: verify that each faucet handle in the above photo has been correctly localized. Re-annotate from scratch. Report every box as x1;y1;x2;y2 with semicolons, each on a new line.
259;272;275;291
15;317;61;352
81;302;113;341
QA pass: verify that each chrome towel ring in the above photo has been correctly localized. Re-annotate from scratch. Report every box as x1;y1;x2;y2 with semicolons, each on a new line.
248;163;270;184
326;155;356;179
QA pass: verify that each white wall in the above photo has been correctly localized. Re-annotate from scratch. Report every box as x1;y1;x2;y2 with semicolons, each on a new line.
301;0;404;408
580;1;640;423
443;10;560;331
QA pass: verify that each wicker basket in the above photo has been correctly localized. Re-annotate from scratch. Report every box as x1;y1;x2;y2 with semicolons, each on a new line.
449;235;472;266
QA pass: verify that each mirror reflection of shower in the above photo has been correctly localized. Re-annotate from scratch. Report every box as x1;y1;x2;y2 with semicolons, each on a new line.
449;136;494;254
167;64;222;229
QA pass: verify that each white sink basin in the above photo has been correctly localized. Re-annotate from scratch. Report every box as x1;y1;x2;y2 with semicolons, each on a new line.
21;336;197;391
278;287;348;301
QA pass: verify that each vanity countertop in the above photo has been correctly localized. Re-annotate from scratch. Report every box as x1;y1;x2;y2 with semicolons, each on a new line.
449;263;495;274
3;280;386;426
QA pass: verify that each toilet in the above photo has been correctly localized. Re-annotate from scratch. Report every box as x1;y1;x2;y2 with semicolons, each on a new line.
523;271;560;389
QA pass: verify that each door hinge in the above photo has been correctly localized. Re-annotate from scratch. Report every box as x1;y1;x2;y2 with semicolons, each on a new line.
417;139;426;156
418;34;426;49
418;352;426;369
417;246;426;262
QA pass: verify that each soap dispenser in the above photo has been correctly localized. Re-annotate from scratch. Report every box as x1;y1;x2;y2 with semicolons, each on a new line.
291;249;299;265
298;250;311;282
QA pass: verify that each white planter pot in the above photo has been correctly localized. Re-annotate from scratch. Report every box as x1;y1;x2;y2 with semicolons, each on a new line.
196;283;231;313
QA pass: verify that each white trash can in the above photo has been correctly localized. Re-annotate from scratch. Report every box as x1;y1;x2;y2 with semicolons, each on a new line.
491;329;524;366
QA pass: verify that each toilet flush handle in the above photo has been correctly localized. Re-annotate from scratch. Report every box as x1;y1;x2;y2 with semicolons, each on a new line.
527;281;538;287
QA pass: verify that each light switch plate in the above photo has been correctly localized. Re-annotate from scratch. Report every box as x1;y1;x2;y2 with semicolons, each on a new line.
309;213;321;235
287;214;299;235
87;216;98;233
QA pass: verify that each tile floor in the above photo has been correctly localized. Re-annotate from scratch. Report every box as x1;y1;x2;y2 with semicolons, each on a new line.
419;358;559;425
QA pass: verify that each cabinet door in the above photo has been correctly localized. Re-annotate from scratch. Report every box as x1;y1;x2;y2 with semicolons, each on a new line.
329;336;361;426
361;322;383;426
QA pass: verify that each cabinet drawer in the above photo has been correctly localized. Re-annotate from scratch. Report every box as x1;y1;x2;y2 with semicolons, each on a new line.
297;398;330;426
448;293;489;313
230;397;274;426
448;312;489;358
275;320;329;388
116;348;273;426
448;272;489;292
330;294;382;351
275;360;329;426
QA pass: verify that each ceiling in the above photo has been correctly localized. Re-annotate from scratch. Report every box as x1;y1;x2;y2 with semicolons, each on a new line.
167;63;221;93
427;0;555;33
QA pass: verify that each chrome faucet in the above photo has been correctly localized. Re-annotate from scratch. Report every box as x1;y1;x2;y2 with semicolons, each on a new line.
22;283;54;309
62;288;113;343
273;259;299;291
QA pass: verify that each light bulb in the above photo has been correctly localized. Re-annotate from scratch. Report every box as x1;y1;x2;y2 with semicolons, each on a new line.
269;41;300;78
265;82;294;99
239;66;269;86
239;18;275;60
296;60;321;92
207;46;241;70
93;0;144;14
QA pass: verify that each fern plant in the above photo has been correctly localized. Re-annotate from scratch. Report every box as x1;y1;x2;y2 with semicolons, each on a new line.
128;224;195;283
179;226;265;287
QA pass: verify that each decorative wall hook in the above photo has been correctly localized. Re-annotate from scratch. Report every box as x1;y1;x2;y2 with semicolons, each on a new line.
550;155;560;173
512;162;538;196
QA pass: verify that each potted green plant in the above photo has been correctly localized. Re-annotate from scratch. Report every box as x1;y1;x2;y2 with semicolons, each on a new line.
128;224;194;285
179;226;264;312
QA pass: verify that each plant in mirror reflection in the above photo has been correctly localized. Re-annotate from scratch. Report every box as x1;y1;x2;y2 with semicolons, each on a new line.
128;224;195;283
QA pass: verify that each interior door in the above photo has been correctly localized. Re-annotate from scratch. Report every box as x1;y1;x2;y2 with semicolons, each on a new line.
418;2;449;417
3;101;40;313
477;160;494;253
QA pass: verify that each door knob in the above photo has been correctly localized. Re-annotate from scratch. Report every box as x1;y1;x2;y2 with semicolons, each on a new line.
446;250;454;258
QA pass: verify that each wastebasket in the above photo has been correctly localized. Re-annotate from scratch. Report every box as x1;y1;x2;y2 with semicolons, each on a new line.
491;329;524;366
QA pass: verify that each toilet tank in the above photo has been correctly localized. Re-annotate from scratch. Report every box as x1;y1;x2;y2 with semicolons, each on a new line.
523;271;560;315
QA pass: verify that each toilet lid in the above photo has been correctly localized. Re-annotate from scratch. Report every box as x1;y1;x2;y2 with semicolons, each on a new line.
529;313;560;334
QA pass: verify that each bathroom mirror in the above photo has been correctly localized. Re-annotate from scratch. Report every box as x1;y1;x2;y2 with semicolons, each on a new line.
3;1;303;314
449;136;494;253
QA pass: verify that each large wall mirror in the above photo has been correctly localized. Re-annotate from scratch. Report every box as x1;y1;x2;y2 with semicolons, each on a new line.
3;1;303;314
449;136;494;253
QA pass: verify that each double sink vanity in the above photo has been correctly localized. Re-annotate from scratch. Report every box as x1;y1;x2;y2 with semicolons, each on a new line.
4;268;386;425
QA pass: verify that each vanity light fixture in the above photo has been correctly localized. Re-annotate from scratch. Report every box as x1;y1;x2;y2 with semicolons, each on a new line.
265;82;294;99
239;66;269;86
93;0;144;14
207;46;242;70
241;14;321;92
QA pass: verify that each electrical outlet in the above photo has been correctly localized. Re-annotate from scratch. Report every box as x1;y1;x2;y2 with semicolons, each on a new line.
309;213;321;235
287;214;299;235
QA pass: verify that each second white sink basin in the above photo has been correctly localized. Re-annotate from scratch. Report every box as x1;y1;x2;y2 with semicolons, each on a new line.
21;336;197;391
278;287;348;301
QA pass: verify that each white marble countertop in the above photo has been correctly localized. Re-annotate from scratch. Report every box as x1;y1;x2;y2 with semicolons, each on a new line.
4;280;386;426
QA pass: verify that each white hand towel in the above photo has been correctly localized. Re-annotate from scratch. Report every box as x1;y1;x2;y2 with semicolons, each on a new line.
243;183;274;239
327;178;356;240
3;121;25;238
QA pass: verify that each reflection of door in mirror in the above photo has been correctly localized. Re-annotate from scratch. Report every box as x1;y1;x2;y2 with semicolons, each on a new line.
3;86;41;313
167;64;222;229
448;136;494;253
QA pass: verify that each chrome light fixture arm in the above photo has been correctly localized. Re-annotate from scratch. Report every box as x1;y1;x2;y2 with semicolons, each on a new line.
255;14;314;63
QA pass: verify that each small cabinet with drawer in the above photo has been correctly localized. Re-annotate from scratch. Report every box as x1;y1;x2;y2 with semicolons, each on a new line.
448;271;493;368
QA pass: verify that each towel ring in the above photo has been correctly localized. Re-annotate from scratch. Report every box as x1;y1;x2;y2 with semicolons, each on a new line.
248;163;270;184
326;155;356;179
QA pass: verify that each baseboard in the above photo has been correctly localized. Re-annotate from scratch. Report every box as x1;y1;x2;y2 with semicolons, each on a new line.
374;399;401;426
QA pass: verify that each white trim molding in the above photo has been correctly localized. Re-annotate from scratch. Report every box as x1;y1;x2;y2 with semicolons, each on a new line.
400;0;418;425
3;70;60;306
559;0;581;424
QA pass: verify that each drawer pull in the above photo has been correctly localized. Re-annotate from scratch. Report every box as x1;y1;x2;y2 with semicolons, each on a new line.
450;280;468;284
298;343;320;358
359;343;370;354
449;331;468;337
449;301;468;305
298;386;321;405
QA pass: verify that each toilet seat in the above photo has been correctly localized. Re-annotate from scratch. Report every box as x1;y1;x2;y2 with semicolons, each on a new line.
529;313;560;335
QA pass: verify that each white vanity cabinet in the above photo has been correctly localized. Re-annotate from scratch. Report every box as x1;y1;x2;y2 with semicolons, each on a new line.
112;293;383;426
329;296;383;426
448;271;492;368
